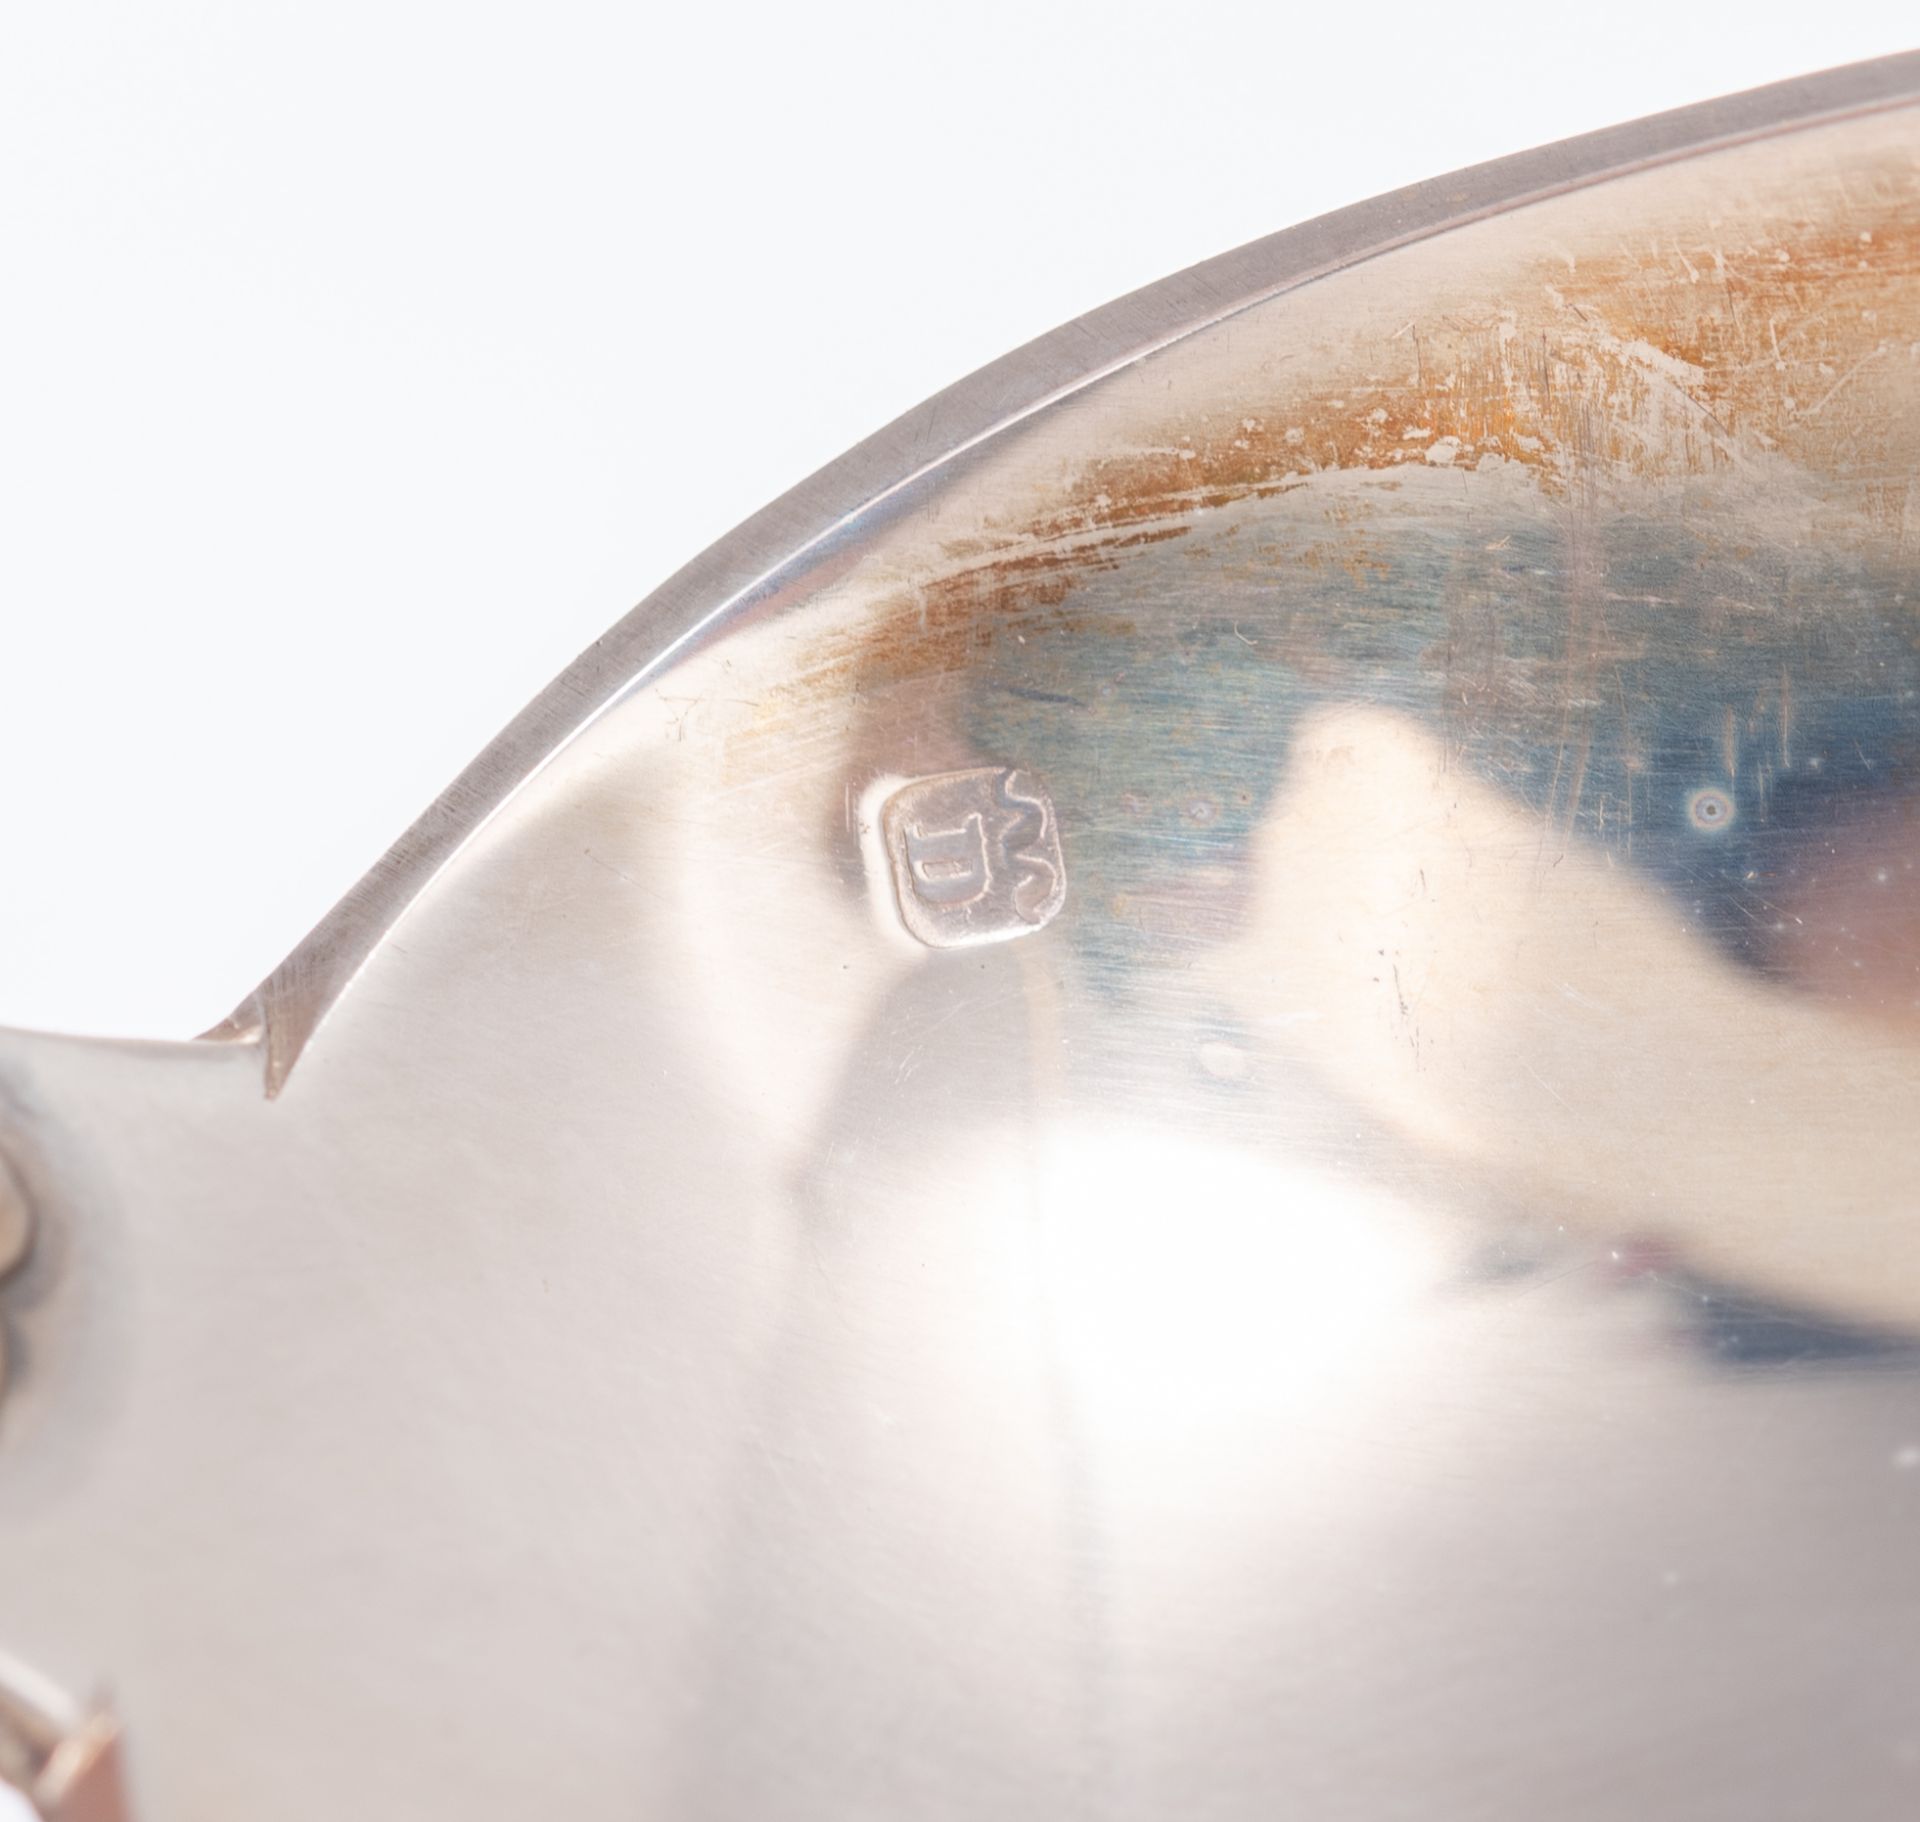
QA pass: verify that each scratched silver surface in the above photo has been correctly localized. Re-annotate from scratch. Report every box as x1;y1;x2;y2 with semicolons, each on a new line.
3;58;1920;1822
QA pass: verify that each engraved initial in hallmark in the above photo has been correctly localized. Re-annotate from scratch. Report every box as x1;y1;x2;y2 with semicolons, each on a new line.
904;813;990;905
881;767;1067;948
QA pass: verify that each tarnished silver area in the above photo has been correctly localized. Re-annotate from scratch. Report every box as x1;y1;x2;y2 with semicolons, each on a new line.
3;52;1920;1822
880;767;1066;946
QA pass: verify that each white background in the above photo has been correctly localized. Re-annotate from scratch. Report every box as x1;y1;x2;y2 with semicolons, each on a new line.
0;4;1911;1042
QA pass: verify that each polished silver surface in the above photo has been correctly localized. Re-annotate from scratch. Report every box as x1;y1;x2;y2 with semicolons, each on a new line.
4;53;1920;1822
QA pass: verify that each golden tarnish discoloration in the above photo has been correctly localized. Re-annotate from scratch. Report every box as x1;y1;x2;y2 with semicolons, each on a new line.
1033;156;1920;539
742;131;1920;737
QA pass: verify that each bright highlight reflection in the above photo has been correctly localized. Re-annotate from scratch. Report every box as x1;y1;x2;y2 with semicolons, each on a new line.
1028;1126;1442;1455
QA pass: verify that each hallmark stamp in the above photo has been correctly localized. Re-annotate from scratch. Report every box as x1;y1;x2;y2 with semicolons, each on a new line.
881;767;1066;948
